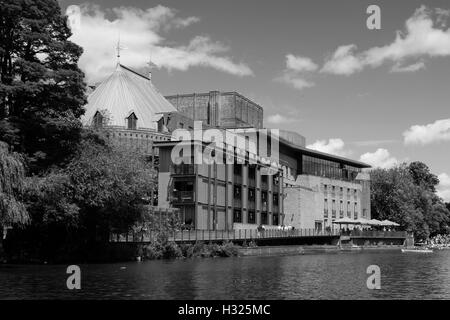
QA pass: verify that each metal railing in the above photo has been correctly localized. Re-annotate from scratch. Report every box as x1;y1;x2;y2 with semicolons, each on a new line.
172;191;195;203
110;228;342;243
349;230;407;238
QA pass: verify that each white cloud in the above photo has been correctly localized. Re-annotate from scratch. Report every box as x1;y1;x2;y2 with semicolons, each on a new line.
66;4;253;83
403;119;450;145
266;114;295;125
391;61;426;73
286;54;318;72
437;173;450;202
307;138;350;157
351;139;398;147
359;148;399;169
275;54;317;91
275;73;315;90
321;6;450;76
321;44;364;76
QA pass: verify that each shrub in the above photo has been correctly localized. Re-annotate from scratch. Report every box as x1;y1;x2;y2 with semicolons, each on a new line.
217;241;239;257
144;242;163;260
163;241;183;259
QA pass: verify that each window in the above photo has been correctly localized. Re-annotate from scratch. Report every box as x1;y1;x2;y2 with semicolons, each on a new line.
248;211;256;224
273;175;279;186
262;191;268;204
261;174;268;186
347;201;351;217
248;188;255;202
93;111;103;128
233;185;241;199
234;164;242;176
302;155;362;181
127;113;138;130
273;193;279;206
261;212;268;225
324;199;329;217
248;165;256;180
233;209;242;223
273;214;279;226
332;200;336;218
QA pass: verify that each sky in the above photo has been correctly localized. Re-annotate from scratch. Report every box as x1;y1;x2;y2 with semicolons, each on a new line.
59;0;450;201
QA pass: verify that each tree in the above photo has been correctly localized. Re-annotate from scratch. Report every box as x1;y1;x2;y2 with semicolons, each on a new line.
0;0;86;172
0;141;28;256
22;132;156;260
370;162;450;240
408;161;440;192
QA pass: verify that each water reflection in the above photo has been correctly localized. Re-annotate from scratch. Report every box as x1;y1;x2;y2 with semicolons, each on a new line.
2;250;450;299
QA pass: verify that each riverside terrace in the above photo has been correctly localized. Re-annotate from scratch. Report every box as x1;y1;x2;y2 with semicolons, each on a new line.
110;207;411;248
110;228;409;247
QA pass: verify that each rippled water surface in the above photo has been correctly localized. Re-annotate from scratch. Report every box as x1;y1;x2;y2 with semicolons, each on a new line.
2;250;450;299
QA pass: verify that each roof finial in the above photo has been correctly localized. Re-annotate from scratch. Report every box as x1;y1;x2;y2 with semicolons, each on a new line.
147;58;157;82
115;32;126;65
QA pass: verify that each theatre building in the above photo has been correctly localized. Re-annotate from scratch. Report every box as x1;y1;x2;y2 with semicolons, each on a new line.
81;62;371;232
157;90;372;231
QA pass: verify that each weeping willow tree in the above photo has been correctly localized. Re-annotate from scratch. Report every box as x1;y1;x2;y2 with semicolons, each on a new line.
0;142;29;246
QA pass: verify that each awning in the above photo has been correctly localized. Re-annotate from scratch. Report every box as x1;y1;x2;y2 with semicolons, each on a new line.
354;218;371;225
367;219;383;226
381;220;400;227
332;217;359;224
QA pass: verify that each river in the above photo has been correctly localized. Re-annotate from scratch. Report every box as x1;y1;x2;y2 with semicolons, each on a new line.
1;249;450;299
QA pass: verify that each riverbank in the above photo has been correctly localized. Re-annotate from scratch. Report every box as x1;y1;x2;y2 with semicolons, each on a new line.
238;244;405;257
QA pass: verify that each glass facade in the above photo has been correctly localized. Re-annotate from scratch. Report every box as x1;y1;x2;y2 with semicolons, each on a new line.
302;155;361;181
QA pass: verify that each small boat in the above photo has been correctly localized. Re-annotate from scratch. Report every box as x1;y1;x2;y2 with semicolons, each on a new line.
401;248;433;253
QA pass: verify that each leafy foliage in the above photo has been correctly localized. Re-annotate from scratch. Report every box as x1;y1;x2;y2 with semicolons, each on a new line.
0;141;28;227
370;162;450;240
0;0;86;172
15;132;156;260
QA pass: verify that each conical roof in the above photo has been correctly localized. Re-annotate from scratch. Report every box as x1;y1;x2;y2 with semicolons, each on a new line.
82;64;176;130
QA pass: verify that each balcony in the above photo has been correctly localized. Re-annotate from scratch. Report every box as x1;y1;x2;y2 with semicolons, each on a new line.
171;164;195;175
172;191;195;204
